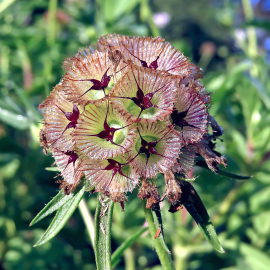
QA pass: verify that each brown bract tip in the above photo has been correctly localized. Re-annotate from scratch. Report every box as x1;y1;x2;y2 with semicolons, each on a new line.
138;178;160;209
161;170;182;203
194;139;227;173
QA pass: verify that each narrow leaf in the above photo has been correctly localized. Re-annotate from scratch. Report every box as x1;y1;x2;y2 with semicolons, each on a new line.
196;160;251;180
0;106;30;130
183;183;225;253
246;76;270;109
45;167;60;172
30;189;73;226
94;194;114;270
33;184;86;247
111;227;148;268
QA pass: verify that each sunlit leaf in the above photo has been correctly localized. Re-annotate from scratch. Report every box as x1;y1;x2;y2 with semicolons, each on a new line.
33;184;86;247
30;189;74;226
104;0;139;22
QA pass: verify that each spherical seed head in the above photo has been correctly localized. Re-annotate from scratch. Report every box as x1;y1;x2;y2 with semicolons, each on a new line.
38;34;224;206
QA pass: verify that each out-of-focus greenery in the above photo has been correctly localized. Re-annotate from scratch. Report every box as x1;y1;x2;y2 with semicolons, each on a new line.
1;0;270;269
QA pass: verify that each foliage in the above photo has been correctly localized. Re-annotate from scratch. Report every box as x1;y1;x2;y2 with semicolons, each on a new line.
0;0;270;269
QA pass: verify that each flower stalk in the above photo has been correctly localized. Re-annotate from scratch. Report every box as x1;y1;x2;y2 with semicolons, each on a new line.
142;200;176;270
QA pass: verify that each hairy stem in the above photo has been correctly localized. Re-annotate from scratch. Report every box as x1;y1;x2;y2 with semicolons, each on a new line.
94;194;114;270
142;200;176;270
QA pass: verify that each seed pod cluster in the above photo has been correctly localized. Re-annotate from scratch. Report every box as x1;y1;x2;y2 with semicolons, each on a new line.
39;34;226;210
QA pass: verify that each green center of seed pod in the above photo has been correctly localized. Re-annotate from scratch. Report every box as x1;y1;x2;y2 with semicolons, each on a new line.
135;135;159;153
126;99;157;119
108;121;127;145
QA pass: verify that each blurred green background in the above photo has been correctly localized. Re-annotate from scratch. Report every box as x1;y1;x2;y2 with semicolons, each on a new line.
1;0;270;269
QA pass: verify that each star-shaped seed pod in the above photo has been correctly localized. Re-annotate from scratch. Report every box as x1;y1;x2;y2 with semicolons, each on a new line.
128;121;181;179
171;84;208;146
39;85;79;152
52;148;84;195
110;65;177;122
62;49;128;106
72;100;136;160
79;156;139;196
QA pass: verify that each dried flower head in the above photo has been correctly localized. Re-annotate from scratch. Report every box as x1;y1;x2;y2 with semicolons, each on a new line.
39;34;227;209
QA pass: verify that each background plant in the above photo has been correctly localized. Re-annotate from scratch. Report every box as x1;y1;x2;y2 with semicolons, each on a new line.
0;0;270;270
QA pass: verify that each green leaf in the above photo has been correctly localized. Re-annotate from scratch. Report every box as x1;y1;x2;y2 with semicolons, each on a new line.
223;240;270;270
195;160;251;180
246;76;270;109
94;194;114;270
14;86;42;122
33;184;86;247
104;0;139;22
183;182;225;253
111;227;148;268
0;106;30;130
30;189;74;226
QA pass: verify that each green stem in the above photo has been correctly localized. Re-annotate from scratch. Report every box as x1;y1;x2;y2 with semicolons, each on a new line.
142;200;176;270
111;227;148;268
44;0;58;96
140;0;160;37
242;0;258;77
124;248;135;270
94;194;114;270
78;198;95;248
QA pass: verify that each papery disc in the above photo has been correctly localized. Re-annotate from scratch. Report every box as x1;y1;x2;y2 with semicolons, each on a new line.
73;100;136;160
128;121;181;179
110;65;177;122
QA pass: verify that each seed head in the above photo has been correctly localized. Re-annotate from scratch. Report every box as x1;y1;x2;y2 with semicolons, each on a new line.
39;34;226;208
